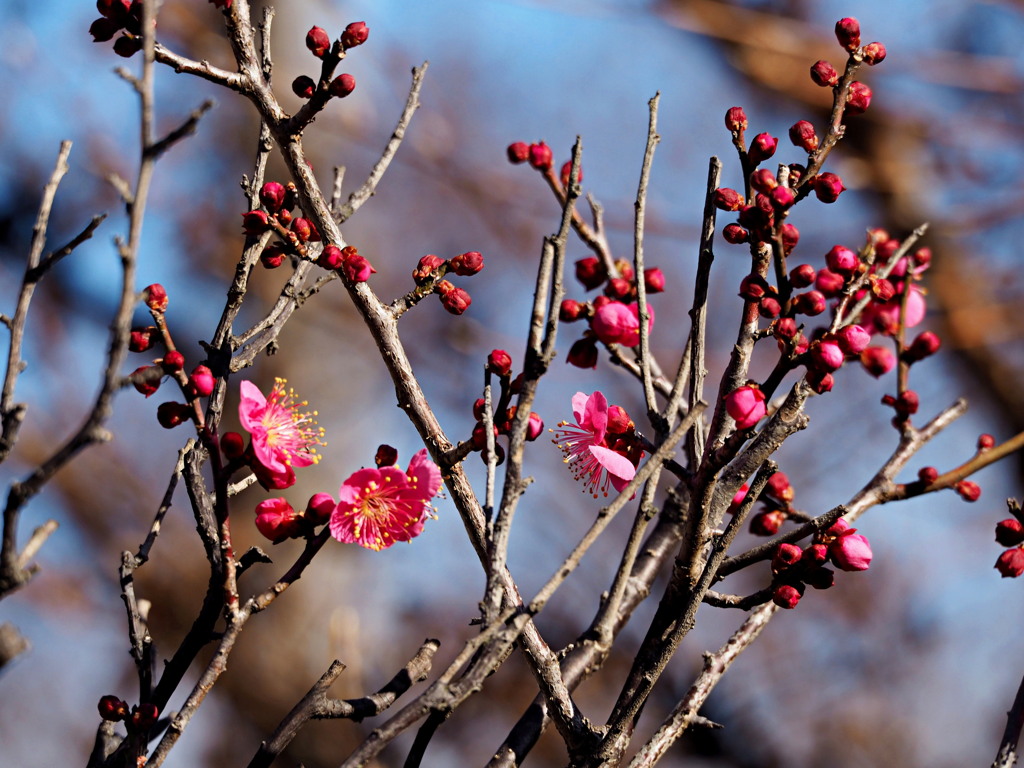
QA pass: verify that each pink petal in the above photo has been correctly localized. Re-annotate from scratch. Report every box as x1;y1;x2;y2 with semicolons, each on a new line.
589;444;636;488
582;391;609;440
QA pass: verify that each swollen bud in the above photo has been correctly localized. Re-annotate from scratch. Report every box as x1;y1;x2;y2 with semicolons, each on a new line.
436;281;471;315
341;21;369;49
221;431;245;460
449;251;484;276
375;444;399;467
846;82;872;116
156;402;191;429
98;695;129;722
306;26;331;58
834;17;861;51
862;42;887;65
487;349;512;377
291;75;316;99
507;142;529;163
789;120;819;152
329;74;356;98
724;106;748;133
528;142;553;171
810;60;839;87
188;365;215;398
748;133;778;165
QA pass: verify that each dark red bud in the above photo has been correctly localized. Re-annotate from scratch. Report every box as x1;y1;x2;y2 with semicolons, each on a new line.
156;402;191;429
221;431;245;460
143;284;168;312
846;81;872;116
810;60;839;87
241;209;270;235
996;519;1024;547
449;251;484;276
749;168;778;194
291;217;313;242
559;161;583;187
528;142;553;171
862;41;886;65
792;290;826;316
112;34;142;58
723;223;749;244
507;142;529;163
291;75;316;99
437;282;471;315
835;17;861;50
90;17;120;42
567;337;598;369
643;267;666;294
714;187;745;211
317;244;344;270
917;466;939;484
375;444;399;467
575;256;608;290
789;120;819;152
341;21;369;49
98;695;129;721
129;326;157;353
724;106;748;132
161;350;185;373
487;349;512;377
781;223;800;255
413;254;446;283
305;26;331;58
790;264;816;288
812;173;846;203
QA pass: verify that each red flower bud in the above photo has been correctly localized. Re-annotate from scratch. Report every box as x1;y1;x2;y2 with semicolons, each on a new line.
805;369;834;394
759;297;781;319
714;187;745;211
304;492;335;525
918;466;939;484
413;254;446;284
810;340;845;372
789;120;819;152
317;244;344;270
156;401;191;429
375;444;399;467
750;169;777;194
220;431;245;460
781;223;800;254
766;472;793;502
978;433;996;451
241;209;270;235
770;186;795;209
725;384;766;429
129;326;157;353
846;81;872;116
567;337;598;369
790;264;816;288
836;324;870;355
437;282;471;315
98;695;129;721
812;172;846;203
996;548;1024;578
996;519;1024;547
526;411;545;441
772;583;803;609
738;273;770;301
342;251;375;283
528;142;553;171
724;106;748;132
748;133;778;165
815;268;846;297
772;542;803;572
804;566;835;590
143;283;168;312
835;17;861;51
575;256;608;290
506;142;530;163
255;497;302;542
826;245;858;274
291;217;314;242
904;331;941;363
862;41;886;65
751;509;785;536
487;349;512;377
723;223;749;244
643;267;666;294
559;299;585;322
339;21;369;49
774;317;798;341
259;181;286;212
188;365;215;397
449;251;484;276
860;346;895;377
161;350;185;374
292;75;315;99
130;703;159;733
260;244;286;270
792;290;826;316
113;35;142;58
955;480;981;502
810;60;839;87
306;26;331;58
560;161;583;187
329;74;356;98
97;0;132;20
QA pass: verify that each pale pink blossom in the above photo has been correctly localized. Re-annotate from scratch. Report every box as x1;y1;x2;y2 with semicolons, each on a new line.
551;391;637;497
329;449;442;551
238;378;325;473
254;497;303;542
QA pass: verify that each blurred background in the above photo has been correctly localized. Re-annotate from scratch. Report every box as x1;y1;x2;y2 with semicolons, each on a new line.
2;0;1024;766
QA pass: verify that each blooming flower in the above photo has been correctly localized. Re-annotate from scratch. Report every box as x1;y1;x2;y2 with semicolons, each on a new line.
329;449;442;551
551;391;638;497
725;385;766;429
239;379;325;474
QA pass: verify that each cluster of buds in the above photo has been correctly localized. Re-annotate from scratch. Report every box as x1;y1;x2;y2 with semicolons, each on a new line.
128;284;216;428
253;492;335;543
809;17;884;113
558;257;664;369
292;22;369;100
97;695;159;733
411;251;484;315
735;472;795;537
995;500;1024;578
468;350;543;465
89;0;144;58
770;517;873;609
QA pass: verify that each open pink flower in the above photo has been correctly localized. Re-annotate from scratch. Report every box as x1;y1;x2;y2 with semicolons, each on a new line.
551;391;638;497
590;301;654;347
239;379;325;474
329;449;442;551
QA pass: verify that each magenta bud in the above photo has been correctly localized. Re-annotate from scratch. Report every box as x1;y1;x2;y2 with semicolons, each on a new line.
790;263;816;288
792;290;826;317
528;142;553;171
835;17;861;51
259;181;286;212
329;74;356;98
161;350;185;373
748;133;778;165
770;186;796;209
772;583;803;609
189;365;215;397
643;267;666;294
437;282;471;315
241;209;270;235
815;268;846;297
810;59;839;87
304;492;336;525
846;81;872;116
904;331;941;363
750;168;777;194
725;384;766;429
781;223;800;254
723;223;749;244
789;120;819;152
487;349;512;377
342;252;375;283
836;324;870;355
449;251;484;276
413;254;446;284
526;411;544;441
751;509;785;536
825;245;858;274
317;244;344;270
812;173;846;203
507;142;529;163
810;340;845;372
724;106;748;132
860;346;895;377
714;187;745;211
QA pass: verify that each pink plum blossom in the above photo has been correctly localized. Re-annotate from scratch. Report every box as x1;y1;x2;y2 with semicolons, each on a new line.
590;301;654;347
329;449;442;551
551;391;638;497
725;385;766;429
238;378;325;474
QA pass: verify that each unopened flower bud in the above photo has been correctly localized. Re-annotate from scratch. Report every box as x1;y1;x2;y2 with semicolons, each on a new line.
772;583;803;609
829;531;872;571
316;244;343;270
306;26;331;58
825;245;858;274
449;251;484;276
156;401;191;429
291;217;314;242
329;74;356;98
810;340;845;372
90;18;120;42
341;21;369;49
129;326;157;353
643;267;665;293
304;492;336;525
487;349;512;377
770;186;796;209
98;695;129;721
725;384;766;429
437;282;471;315
738;273;770;301
241;209;270;235
291;75;316;99
567;336;598;368
846;81;872;116
804;566;835;590
750;169;777;194
918;466;939;484
723;223;749;244
375;444;399;467
189;365;215;397
560;299;585;322
996;547;1024;578
604;277;632;301
860;346;895;377
143;283;168;312
97;0;131;21
528;142;553;171
259;181;286;212
955;480;981;502
748;133;778;165
759;297;781;319
526;412;544;441
835;17;861;50
724;106;748;132
560;161;583;187
978;433;996;451
810;59;839;87
254;497;302;542
765;472;793;503
714;187;745;211
221;431;245;460
805;369;834;394
772;542;803;572
130;703;159;733
751;509;785;536
781;223;800;254
413;254;445;284
506;142;530;163
792;290;826;316
774;317;798;341
790;263;816;288
161;350;185;373
862;41;886;65
904;331;941;363
812;172;846;203
815;268;846;297
342;250;375;283
789;120;819;152
575;256;607;290
113;34;142;58
836;324;870;355
259;244;285;270
996;519;1024;547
